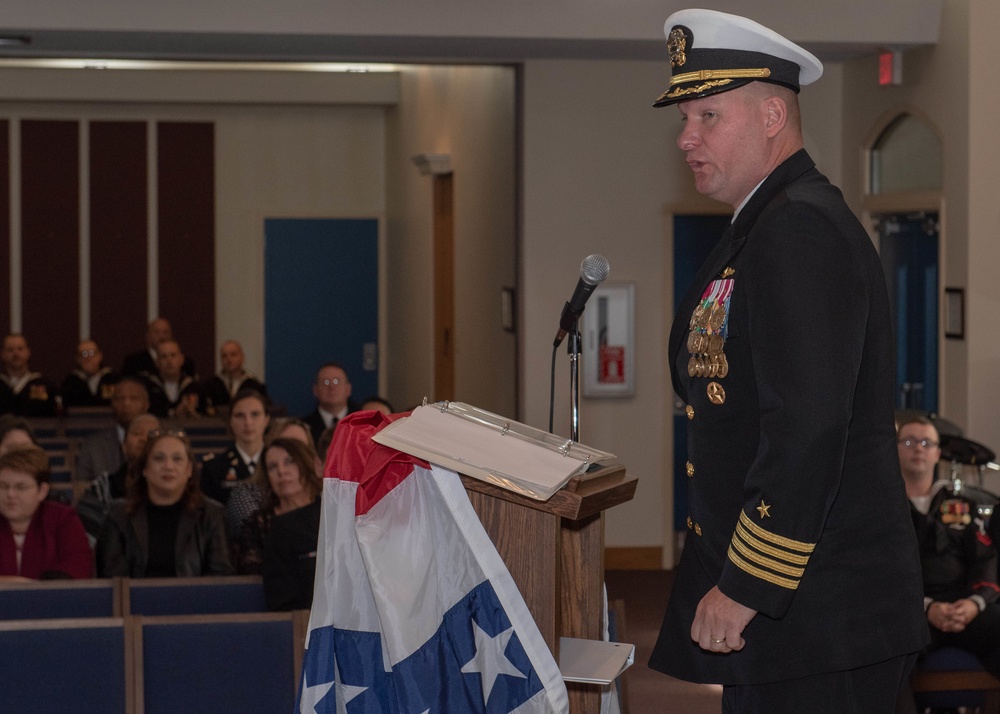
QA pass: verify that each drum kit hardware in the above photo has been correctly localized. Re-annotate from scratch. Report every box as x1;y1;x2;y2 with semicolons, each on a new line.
938;434;999;524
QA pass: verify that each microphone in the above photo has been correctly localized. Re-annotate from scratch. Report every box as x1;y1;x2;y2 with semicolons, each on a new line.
553;254;611;347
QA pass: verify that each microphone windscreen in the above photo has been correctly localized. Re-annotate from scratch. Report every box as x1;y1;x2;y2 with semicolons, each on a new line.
580;254;611;286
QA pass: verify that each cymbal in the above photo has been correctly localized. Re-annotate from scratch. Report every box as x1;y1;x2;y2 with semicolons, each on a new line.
939;434;996;465
895;409;963;437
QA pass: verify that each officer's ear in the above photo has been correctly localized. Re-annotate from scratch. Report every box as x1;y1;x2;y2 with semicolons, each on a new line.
763;96;788;138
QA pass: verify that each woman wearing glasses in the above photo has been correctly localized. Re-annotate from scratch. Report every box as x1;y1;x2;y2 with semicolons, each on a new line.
96;430;233;577
0;446;91;580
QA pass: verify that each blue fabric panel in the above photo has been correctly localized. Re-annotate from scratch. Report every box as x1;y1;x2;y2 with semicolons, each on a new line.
129;582;266;616
0;624;126;713
0;585;116;619
143;619;295;714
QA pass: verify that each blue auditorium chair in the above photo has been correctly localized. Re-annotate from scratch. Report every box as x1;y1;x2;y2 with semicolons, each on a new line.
0;617;129;713
125;575;266;616
137;612;297;714
0;578;121;620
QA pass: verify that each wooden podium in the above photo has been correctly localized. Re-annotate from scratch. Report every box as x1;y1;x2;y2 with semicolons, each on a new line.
460;463;638;714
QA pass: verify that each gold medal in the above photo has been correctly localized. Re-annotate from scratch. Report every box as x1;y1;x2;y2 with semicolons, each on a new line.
708;303;726;331
707;381;726;405
706;357;718;378
687;356;698;377
687;330;701;353
716;352;729;379
707;333;724;355
716;353;729;378
690;303;706;329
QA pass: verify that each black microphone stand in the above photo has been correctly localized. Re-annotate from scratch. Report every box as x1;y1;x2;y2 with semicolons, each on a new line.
567;324;582;442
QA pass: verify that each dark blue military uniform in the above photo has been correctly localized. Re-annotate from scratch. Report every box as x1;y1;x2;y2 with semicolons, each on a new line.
649;149;928;685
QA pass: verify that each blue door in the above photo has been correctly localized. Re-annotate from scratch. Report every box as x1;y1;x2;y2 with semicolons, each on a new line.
672;214;730;533
264;218;379;418
878;212;939;412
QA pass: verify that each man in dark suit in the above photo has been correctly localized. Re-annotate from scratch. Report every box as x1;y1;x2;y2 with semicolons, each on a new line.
121;317;196;379
646;10;927;711
201;340;266;416
0;334;58;417
301;362;359;444
75;377;150;482
61;339;118;408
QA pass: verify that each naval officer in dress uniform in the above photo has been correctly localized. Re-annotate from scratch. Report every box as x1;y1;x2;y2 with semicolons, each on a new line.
646;10;927;711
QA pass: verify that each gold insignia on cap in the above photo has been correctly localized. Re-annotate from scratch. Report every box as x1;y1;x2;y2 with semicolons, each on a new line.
756;500;771;518
667;27;687;68
670;67;771;88
663;79;734;102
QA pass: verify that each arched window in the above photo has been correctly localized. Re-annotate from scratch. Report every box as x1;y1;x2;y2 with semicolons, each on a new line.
869;113;942;194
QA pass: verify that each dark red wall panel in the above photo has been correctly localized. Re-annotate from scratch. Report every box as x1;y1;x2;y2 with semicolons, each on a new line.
21;120;79;379
157;122;215;379
0;121;9;338
90;121;148;370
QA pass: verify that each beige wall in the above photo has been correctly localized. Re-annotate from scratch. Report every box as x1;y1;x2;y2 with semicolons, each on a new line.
215;103;389;380
521;59;678;555
385;64;518;415
839;1;976;436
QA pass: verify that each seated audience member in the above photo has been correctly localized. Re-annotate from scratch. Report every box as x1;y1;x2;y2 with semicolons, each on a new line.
96;429;233;577
0;334;58;417
261;469;323;609
76;414;160;545
900;416;1000;676
121;317;196;379
146;340;203;418
302;362;359;444
236;437;320;575
61;339;117;408
0;446;92;580
201;389;270;507
75;377;150;483
0;415;39;455
224;416;318;540
360;396;394;415
201;340;267;416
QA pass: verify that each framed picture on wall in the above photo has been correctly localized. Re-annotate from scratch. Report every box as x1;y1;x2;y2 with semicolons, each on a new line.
945;287;964;340
581;282;636;398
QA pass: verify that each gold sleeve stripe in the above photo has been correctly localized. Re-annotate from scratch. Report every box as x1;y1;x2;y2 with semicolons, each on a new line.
728;547;800;590
735;522;811;566
739;510;816;553
730;532;805;579
670;68;772;86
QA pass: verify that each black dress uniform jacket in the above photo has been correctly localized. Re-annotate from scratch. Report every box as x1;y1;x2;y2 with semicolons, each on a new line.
200;444;254;506
649;150;928;685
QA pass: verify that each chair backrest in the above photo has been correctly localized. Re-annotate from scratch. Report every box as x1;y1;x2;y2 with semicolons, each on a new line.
136;612;297;714
912;646;1000;711
125;575;266;616
0;579;121;620
0;617;129;714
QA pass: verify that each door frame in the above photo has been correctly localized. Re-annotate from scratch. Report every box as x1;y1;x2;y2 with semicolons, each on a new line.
862;191;946;416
